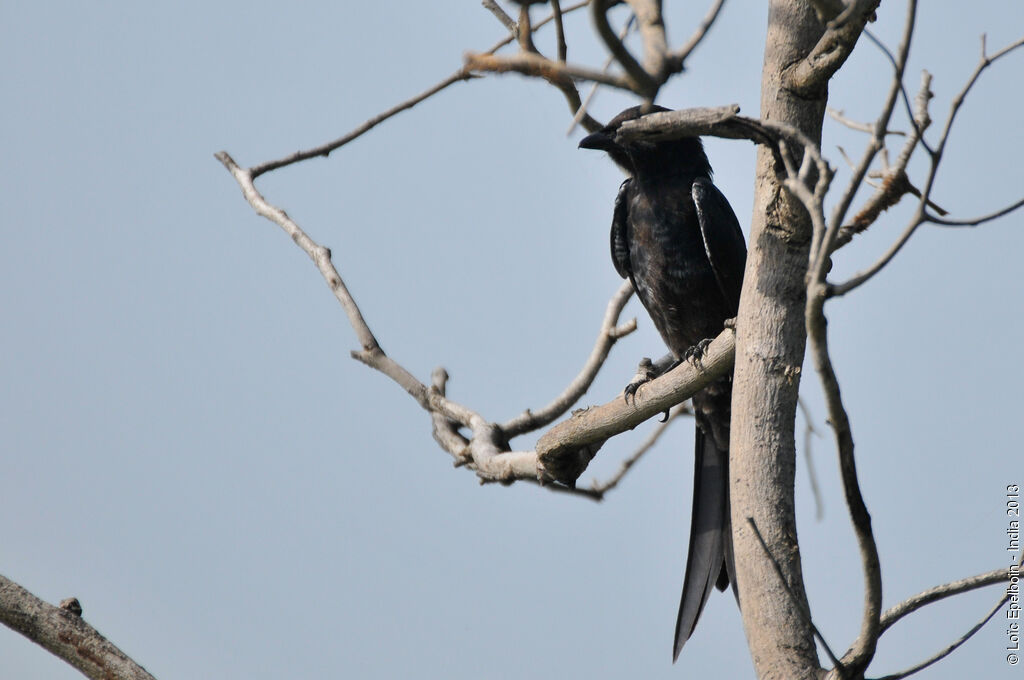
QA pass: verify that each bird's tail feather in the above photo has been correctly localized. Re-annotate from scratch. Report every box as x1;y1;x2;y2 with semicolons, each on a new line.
672;428;730;661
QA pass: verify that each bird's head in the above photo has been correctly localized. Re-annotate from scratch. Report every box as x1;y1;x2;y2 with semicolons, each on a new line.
578;105;711;178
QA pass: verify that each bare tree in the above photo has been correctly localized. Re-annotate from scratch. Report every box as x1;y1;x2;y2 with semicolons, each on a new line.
3;1;1021;678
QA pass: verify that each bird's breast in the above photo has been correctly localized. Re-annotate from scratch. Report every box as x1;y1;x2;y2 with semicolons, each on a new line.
627;180;730;357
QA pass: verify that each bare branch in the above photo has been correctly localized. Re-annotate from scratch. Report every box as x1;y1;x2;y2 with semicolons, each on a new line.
624;0;669;83
827;106;904;136
249;69;476;178
926;196;1024;227
464;51;632;92
591;0;657;95
502;280;636;437
0;574;156;680
806;283;881;677
784;0;879;96
245;1;595;178
797;396;824;520
827;0;916;244
216;153;382;355
861;29;932;153
830;34;1024;298
585;403;691;497
517;4;539;53
482;0;519;38
668;0;727;69
551;0;568;61
879;563;1016;633
874;574;1016;680
536;328;734;485
747;519;844;674
217;152;539;488
567;15;636;135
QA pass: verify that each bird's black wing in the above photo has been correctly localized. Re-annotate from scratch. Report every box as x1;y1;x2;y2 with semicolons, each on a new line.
692;177;747;311
610;178;633;279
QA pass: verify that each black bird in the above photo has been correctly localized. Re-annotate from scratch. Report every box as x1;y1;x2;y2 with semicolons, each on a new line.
579;105;747;661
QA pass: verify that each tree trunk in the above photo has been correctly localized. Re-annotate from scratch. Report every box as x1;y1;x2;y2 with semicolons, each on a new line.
730;2;828;677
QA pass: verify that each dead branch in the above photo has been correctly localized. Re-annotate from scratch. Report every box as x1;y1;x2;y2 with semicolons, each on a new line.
826;0;917;251
591;0;657;95
669;0;727;70
0;574;156;680
482;0;518;38
465;50;631;91
501;280;636;437
784;0;880;97
874;575;1016;680
250;69;476;178
584;402;691;497
829;34;1024;298
827;107;905;136
248;0;595;177
879;562;1017;634
535;328;734;484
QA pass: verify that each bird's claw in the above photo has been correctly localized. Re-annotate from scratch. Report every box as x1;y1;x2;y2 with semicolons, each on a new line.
623;357;656;405
682;337;714;371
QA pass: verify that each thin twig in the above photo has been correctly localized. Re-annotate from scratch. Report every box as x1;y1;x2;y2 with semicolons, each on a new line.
879;563;1016;633
862;29;930;153
797;396;824;520
250;69;475;178
827;107;905;136
746;519;845;675
874;583;1015;680
829;34;1024;298
824;0;916;261
482;0;519;38
502;281;636;437
668;0;727;69
926;196;1024;227
591;0;657;95
248;1;594;178
217;152;547;488
586;403;691;497
567;14;636;135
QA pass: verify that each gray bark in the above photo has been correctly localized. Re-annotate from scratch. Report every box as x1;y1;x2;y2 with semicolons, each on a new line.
730;2;828;677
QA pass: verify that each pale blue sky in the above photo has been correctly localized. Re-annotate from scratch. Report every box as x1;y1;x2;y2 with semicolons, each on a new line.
2;2;1022;678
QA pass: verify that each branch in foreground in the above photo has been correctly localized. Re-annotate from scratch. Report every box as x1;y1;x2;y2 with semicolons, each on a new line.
0;574;155;680
535;329;734;485
501;279;636;438
217;148;723;495
585;402;690;497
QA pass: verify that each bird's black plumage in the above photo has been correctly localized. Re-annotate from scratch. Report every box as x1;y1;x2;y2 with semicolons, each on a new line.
580;105;747;661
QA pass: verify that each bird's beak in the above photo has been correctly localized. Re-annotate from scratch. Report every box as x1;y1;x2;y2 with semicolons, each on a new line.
578;131;613;150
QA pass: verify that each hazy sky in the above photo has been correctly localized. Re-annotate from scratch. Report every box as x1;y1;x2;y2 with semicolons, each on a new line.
3;2;1023;678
